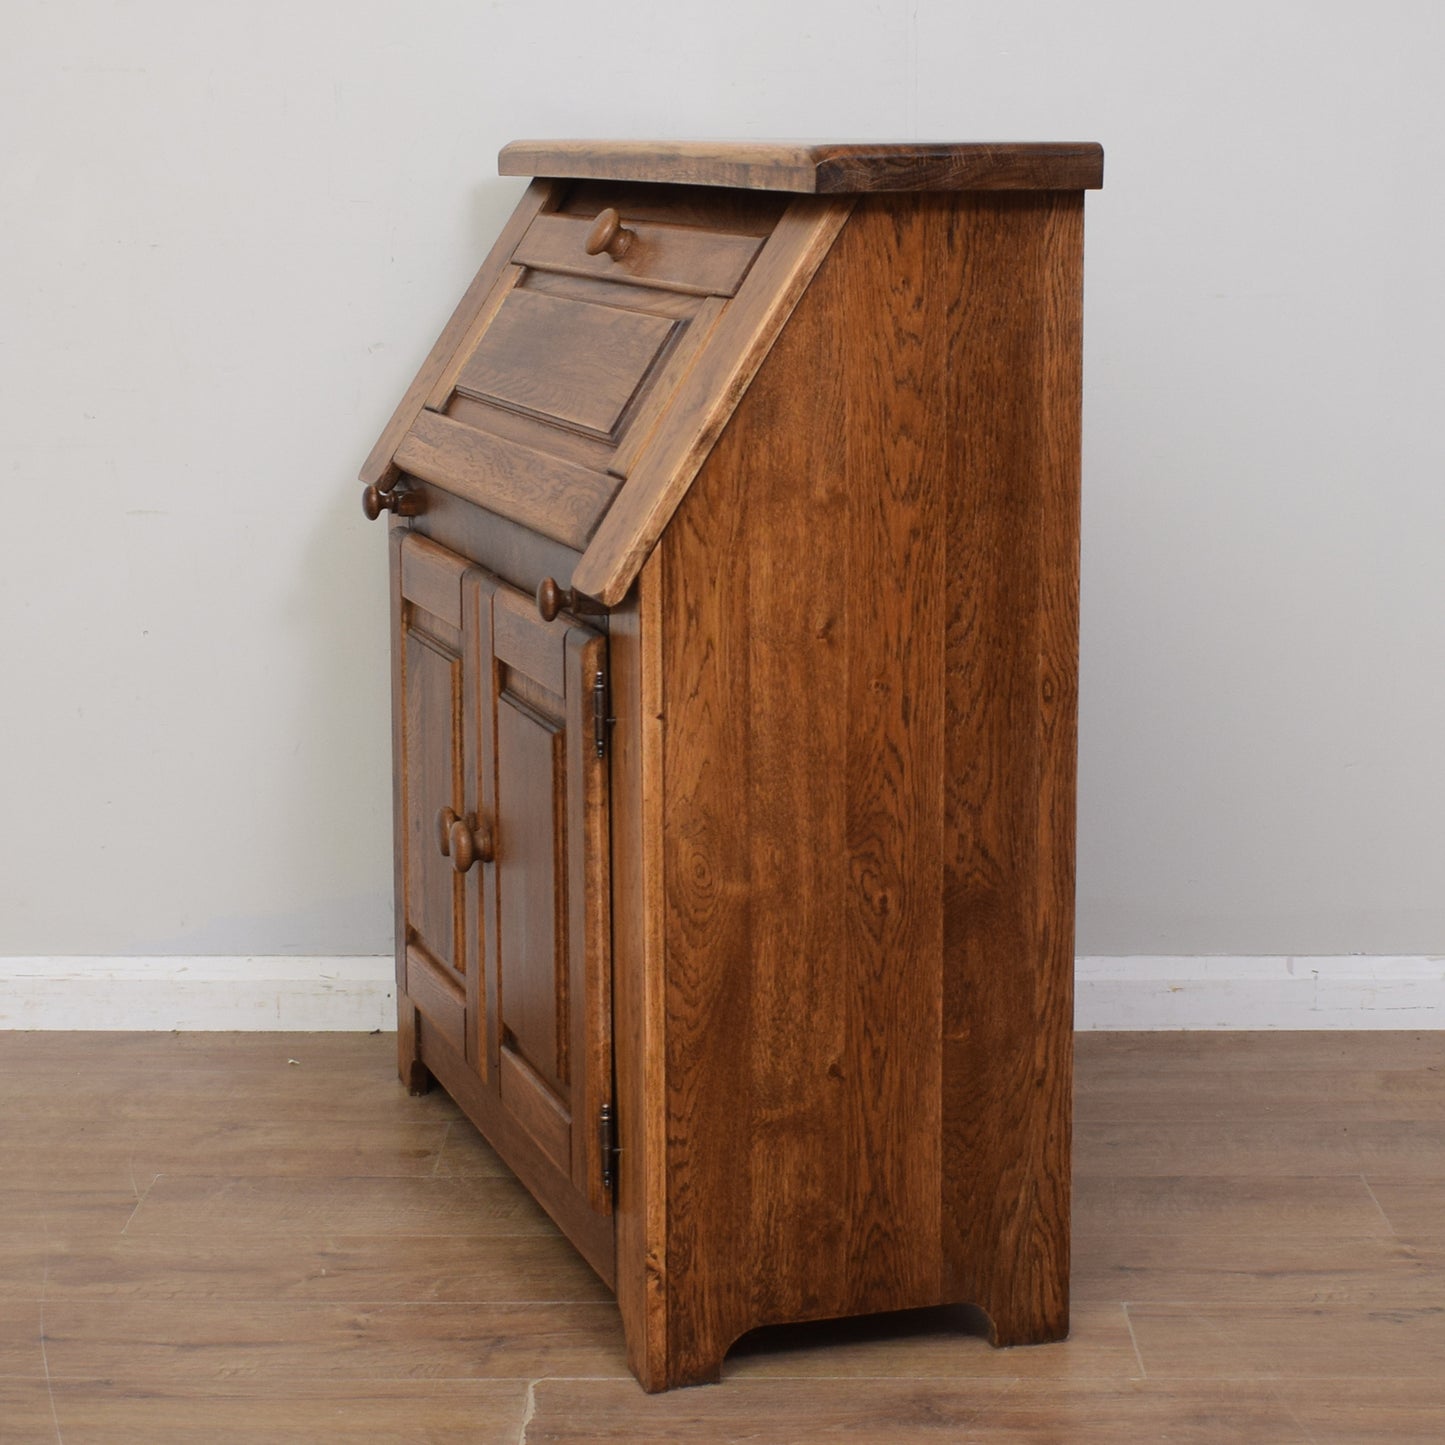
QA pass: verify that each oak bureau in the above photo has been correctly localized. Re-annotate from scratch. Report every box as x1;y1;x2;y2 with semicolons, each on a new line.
360;139;1103;1391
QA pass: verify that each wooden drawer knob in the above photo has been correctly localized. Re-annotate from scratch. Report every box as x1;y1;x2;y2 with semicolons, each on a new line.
584;207;635;260
437;807;495;873
362;483;423;521
536;577;607;623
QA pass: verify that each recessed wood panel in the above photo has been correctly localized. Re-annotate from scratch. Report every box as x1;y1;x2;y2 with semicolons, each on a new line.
500;1046;573;1179
405;943;466;1055
496;692;569;1097
455;290;675;440
402;628;463;980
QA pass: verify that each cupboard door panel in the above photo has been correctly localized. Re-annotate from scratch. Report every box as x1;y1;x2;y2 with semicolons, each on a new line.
399;533;485;1075
482;581;613;1215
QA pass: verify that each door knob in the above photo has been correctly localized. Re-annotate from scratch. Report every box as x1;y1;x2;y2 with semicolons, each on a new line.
436;807;495;873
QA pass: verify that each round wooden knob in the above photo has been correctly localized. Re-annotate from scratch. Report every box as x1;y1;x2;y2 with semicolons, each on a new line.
584;207;634;260
536;577;567;622
438;808;495;874
362;483;424;521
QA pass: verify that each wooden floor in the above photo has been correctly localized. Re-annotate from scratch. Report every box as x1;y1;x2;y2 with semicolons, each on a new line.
1;1032;1442;1443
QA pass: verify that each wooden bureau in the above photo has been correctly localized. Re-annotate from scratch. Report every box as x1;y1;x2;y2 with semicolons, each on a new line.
360;139;1104;1391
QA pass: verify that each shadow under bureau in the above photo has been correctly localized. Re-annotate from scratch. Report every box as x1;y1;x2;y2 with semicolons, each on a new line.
360;139;1104;1391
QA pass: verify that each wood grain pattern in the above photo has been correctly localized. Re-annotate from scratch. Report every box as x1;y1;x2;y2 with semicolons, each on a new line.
571;195;854;605
408;481;582;606
607;559;671;1389
360;178;553;489
501;140;1105;194
934;190;1083;1347
395;409;620;550
650;192;1081;1386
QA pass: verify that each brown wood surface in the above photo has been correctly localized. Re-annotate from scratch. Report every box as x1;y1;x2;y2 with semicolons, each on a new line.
388;526;429;1095
937;191;1082;1346
360;179;553;489
607;562;671;1389
570;195;854;605
651;191;1081;1385
559;179;788;234
407;482;582;604
397;536;472;1050
565;624;615;1215
481;573;615;1238
513;211;765;297
395;410;621;550
501;139;1104;194
6;1030;1445;1439
454;288;678;439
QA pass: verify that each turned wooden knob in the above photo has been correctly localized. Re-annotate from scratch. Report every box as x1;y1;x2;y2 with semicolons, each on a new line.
437;807;494;873
536;576;567;622
536;577;607;623
584;207;634;260
362;483;424;521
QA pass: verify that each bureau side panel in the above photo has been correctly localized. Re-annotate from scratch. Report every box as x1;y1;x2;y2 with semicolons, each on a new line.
655;192;1083;1384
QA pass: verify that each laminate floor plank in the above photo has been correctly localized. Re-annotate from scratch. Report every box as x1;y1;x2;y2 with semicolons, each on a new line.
0;1120;456;1190
39;1299;629;1383
1075;1029;1445;1073
2;1029;1443;1439
0;1376;59;1445
525;1377;1311;1443
1357;1176;1445;1234
11;1233;611;1305
1071;1230;1445;1306
124;1173;557;1238
1128;1300;1445;1379
44;1378;530;1445
1076;1069;1445;1123
1076;1117;1445;1178
1268;1377;1445;1443
1072;1174;1390;1237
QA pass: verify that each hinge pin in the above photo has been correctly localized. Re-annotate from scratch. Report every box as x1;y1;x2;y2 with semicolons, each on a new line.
598;1102;617;1194
593;670;610;759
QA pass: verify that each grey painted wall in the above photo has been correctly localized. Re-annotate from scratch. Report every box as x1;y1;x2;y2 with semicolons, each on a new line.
2;1;1441;958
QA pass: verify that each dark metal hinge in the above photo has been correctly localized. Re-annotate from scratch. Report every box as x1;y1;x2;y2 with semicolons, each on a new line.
592;669;614;760
598;1102;618;1194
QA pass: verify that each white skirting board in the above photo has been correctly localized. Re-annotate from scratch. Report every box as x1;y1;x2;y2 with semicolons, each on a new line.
1076;956;1445;1030
0;956;1442;1031
0;957;396;1031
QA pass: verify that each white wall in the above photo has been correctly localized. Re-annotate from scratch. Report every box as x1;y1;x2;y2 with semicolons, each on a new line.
2;1;1443;968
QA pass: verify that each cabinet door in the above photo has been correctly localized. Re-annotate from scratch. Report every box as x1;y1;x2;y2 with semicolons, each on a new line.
479;582;614;1214
395;532;485;1069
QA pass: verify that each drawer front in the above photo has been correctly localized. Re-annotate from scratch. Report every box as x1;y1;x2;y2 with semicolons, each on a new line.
511;210;763;297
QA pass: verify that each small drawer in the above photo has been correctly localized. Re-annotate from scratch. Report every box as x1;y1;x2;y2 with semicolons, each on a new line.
513;208;765;298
